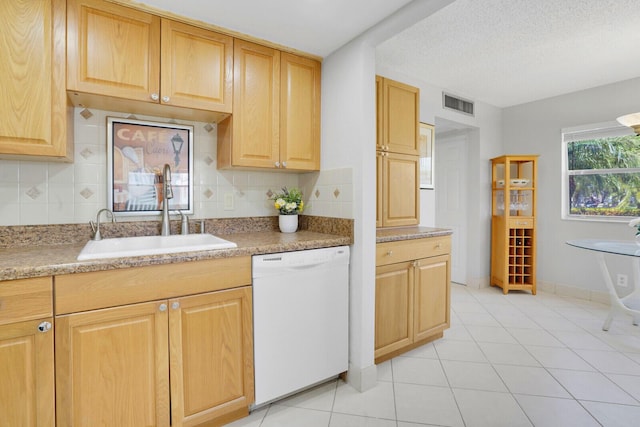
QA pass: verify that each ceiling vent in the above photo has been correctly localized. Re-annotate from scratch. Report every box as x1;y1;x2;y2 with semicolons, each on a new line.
443;93;474;116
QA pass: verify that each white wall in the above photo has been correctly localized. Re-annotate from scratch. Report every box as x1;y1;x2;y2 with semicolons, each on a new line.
321;38;378;391
502;76;640;295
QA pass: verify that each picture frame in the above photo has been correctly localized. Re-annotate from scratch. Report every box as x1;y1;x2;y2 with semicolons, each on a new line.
419;122;435;189
107;117;194;216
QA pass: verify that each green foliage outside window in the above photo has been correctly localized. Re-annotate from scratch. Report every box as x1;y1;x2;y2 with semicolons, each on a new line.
568;135;640;217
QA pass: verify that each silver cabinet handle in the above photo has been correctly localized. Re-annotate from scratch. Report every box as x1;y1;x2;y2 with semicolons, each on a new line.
435;243;442;249
162;96;170;103
159;303;167;312
171;302;180;310
275;161;280;168
38;321;52;333
150;93;159;101
387;250;393;256
282;161;287;168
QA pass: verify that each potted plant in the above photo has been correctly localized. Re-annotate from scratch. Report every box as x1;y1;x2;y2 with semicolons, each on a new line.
273;187;304;233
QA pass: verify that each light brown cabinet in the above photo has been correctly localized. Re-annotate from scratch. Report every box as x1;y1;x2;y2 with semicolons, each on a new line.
376;76;421;227
375;236;450;363
0;277;55;426
490;155;538;295
218;39;321;171
54;257;254;427
377;151;420;228
66;0;232;122
376;76;420;156
0;0;73;161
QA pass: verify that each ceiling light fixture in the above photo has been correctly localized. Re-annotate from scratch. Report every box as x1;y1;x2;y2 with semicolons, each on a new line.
616;112;640;135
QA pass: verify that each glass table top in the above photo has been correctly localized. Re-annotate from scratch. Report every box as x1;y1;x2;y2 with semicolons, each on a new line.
566;239;640;257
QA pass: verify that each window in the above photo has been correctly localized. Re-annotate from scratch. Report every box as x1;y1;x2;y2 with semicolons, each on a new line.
562;121;640;220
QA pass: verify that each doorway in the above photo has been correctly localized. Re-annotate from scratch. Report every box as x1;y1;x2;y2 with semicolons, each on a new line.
434;118;474;285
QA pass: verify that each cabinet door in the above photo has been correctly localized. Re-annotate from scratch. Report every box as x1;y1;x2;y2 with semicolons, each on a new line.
280;53;321;171
230;40;280;168
56;301;170;427
375;262;414;360
67;0;160;102
414;255;450;341
381;152;420;227
160;19;232;112
169;287;253;427
0;318;54;427
375;76;384;150
0;0;71;160
382;78;419;155
376;151;384;228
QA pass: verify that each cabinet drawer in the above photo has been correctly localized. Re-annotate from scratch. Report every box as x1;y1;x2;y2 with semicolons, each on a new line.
376;236;450;266
0;277;53;325
509;218;533;228
55;257;251;314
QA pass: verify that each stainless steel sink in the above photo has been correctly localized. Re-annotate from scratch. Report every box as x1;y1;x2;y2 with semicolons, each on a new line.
77;234;237;261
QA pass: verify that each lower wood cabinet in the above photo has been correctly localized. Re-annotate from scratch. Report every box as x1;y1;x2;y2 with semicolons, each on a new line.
0;277;55;427
375;236;451;363
54;257;253;427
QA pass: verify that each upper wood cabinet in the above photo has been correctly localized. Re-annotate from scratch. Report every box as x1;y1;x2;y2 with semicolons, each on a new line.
377;76;420;156
161;19;232;112
218;39;321;171
376;75;421;227
218;40;280;169
66;0;232;122
0;0;73;161
0;277;55;427
280;53;321;171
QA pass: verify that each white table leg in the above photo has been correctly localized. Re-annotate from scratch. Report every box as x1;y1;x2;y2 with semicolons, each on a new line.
596;253;621;331
597;253;640;331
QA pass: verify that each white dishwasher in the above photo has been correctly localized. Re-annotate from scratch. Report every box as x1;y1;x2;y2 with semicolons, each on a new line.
252;245;349;406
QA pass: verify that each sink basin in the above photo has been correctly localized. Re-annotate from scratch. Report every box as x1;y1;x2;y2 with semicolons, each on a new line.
77;234;237;261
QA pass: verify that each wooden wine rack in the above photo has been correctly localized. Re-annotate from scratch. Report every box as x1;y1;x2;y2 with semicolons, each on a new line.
490;155;538;294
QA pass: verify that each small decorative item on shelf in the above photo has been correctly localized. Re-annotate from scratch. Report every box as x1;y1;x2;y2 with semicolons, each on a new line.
628;217;640;245
273;187;304;233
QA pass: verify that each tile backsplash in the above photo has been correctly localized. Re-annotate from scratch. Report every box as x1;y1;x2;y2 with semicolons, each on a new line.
0;108;352;226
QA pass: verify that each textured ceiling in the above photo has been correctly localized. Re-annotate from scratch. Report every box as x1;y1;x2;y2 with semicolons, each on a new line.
137;0;640;108
377;0;640;107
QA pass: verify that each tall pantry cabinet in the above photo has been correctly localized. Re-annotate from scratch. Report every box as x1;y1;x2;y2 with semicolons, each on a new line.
376;76;420;227
490;155;538;294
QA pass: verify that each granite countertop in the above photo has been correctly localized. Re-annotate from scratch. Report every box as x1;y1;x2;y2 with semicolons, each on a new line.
0;230;350;281
0;216;353;282
0;221;451;282
376;226;453;243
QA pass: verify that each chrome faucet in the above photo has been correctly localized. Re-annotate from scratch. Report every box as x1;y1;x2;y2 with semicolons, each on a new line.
160;164;173;236
90;208;116;241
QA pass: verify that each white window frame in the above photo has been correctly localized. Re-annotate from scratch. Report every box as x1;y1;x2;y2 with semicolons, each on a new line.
561;120;637;222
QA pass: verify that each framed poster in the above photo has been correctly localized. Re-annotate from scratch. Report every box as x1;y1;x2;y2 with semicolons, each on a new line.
419;122;435;189
107;117;194;216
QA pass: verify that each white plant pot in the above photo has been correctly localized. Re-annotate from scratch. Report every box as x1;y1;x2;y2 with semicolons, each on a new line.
279;214;298;233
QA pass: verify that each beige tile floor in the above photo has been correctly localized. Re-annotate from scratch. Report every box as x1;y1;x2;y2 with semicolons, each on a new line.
227;284;640;426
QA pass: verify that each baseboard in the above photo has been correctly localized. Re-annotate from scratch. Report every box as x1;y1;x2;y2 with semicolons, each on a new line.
345;362;377;392
538;280;610;305
460;276;490;289
469;277;610;305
